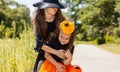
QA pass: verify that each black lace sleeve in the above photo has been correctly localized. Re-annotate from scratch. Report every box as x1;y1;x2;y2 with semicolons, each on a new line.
34;33;44;52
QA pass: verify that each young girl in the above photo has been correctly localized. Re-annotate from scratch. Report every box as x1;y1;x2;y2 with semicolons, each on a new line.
32;0;67;72
39;21;82;72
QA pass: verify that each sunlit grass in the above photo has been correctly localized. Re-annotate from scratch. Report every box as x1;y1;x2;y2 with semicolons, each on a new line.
0;31;37;72
97;44;120;55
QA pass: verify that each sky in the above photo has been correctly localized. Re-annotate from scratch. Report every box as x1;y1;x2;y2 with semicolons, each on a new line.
14;0;39;17
14;0;68;17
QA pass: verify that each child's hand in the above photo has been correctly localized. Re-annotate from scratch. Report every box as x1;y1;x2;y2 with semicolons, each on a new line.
63;49;72;65
55;63;64;72
64;50;69;57
56;49;67;60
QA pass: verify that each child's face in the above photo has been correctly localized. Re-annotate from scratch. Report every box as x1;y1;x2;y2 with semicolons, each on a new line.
59;31;71;45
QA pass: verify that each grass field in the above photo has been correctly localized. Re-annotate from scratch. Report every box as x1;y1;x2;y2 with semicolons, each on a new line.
0;33;37;72
97;44;120;55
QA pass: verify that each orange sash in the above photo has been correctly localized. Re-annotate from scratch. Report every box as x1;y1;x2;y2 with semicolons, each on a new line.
39;60;82;72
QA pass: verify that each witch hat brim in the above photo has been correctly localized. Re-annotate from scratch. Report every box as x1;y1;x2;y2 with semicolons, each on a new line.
33;2;67;9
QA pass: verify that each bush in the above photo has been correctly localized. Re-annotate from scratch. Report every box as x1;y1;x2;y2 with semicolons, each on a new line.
0;21;5;38
105;35;115;43
97;37;106;44
113;27;120;38
5;28;14;38
115;38;120;44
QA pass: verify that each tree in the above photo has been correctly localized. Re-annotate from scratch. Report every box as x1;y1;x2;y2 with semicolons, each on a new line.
115;1;120;26
69;0;120;41
0;0;30;38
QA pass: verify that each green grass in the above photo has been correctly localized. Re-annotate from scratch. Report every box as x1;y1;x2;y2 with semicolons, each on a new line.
97;44;120;55
0;32;37;72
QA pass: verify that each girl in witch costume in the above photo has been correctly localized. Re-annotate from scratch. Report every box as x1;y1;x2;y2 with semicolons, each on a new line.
32;0;68;72
39;21;82;72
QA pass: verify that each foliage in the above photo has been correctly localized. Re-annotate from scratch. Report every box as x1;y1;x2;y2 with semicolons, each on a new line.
115;38;120;44
0;0;30;38
0;1;35;71
113;27;120;38
0;9;5;22
71;0;119;26
0;21;5;38
0;28;36;72
105;35;115;43
115;2;120;14
66;0;120;42
96;37;105;44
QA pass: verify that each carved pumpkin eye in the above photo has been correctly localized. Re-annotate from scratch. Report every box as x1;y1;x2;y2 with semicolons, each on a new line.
65;23;69;27
60;21;75;34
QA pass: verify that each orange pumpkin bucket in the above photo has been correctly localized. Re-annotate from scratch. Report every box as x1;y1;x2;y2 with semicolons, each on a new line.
60;21;75;34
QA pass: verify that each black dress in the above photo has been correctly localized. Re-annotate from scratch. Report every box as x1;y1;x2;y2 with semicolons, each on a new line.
46;37;74;62
33;20;56;72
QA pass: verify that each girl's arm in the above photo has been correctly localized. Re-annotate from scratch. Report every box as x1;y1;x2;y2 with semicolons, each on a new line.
41;45;67;60
44;52;64;72
63;49;73;65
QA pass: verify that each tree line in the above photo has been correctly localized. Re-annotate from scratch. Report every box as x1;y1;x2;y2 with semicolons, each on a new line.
66;0;120;44
1;0;120;44
0;0;30;38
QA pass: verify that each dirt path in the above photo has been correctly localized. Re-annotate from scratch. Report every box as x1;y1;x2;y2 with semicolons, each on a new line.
71;44;120;72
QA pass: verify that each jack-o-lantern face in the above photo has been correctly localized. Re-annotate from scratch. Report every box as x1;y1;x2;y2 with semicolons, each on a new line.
60;21;75;34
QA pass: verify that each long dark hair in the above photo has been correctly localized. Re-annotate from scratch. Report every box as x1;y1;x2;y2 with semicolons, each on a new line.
68;29;76;51
32;8;65;41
